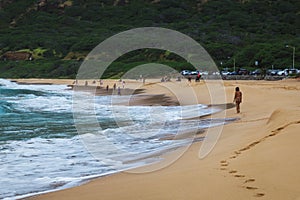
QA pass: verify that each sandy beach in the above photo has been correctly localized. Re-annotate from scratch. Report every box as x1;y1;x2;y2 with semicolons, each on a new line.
20;78;300;200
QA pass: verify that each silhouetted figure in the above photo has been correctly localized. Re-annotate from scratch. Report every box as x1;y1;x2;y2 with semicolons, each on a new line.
233;87;242;113
195;73;201;82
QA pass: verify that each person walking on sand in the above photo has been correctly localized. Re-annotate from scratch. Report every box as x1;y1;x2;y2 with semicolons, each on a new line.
233;87;242;113
188;76;192;83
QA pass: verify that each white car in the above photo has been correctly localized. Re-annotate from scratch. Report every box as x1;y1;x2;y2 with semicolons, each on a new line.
277;69;288;76
190;71;199;75
287;69;299;75
221;71;230;75
181;70;191;75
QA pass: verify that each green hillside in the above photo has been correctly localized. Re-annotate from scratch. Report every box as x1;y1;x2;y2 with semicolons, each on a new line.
0;0;299;78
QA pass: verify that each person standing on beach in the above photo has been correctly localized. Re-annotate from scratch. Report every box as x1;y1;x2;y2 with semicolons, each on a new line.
196;72;201;82
233;87;242;113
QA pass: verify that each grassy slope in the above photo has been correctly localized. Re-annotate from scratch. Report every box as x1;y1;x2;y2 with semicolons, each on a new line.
0;0;299;78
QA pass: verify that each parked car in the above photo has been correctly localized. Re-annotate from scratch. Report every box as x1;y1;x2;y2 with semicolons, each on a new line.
201;71;209;75
251;69;261;75
287;69;298;75
267;69;280;76
228;71;238;75
277;69;288;76
190;71;199;75
238;68;249;75
181;70;191;75
221;71;230;76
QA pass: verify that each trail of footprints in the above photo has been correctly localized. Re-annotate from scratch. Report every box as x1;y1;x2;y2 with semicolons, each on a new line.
219;120;300;198
220;159;265;198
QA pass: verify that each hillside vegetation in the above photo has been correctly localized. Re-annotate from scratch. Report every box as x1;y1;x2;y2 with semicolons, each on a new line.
0;0;299;78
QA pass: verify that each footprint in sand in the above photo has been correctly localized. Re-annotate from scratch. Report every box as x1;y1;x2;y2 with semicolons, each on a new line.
234;151;241;155
234;174;245;178
229;155;237;159
249;141;260;147
220;161;228;167
276;127;284;131
229;170;237;174
240;146;250;151
245;186;258;190
268;133;276;137
254;193;265;197
244;178;255;183
220;168;227;170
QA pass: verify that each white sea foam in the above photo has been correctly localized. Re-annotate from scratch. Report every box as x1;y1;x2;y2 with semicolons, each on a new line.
0;79;18;88
0;79;69;92
13;95;72;112
0;136;123;199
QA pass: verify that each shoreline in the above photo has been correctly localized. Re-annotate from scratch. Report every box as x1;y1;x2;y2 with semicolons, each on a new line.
7;78;300;200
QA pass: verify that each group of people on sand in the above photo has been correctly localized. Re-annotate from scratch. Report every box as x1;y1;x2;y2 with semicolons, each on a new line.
73;79;126;95
105;80;125;95
73;79;101;86
73;78;242;113
108;83;121;95
187;73;202;83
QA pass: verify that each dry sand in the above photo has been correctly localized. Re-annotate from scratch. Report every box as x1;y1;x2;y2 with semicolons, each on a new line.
20;78;300;200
